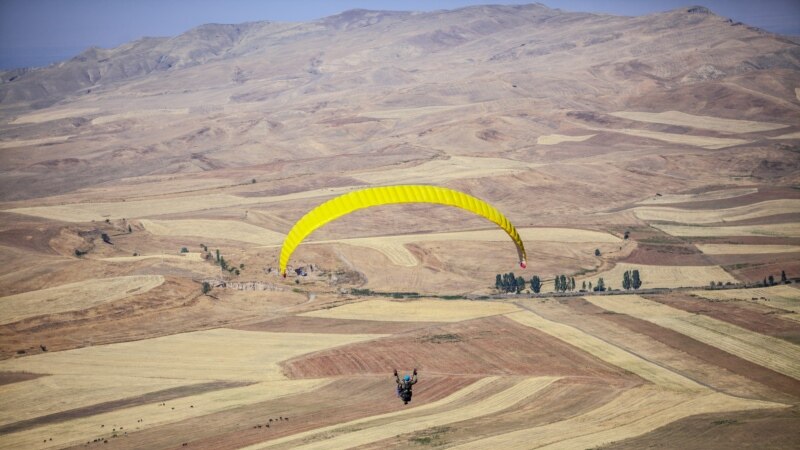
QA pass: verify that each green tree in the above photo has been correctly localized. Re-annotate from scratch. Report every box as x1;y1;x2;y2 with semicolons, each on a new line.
530;275;542;294
554;275;561;292
595;277;606;292
595;248;601;257
495;274;503;291
516;276;526;294
781;270;788;284
570;277;576;291
632;270;642;290
623;271;631;290
559;275;567;292
582;281;587;291
215;249;220;262
180;247;189;253
202;282;212;295
588;281;592;291
768;275;775;286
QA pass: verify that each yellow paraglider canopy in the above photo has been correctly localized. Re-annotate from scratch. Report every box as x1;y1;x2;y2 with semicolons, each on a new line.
279;185;526;276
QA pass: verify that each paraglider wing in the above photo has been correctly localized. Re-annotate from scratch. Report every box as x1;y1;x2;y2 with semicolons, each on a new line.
279;185;526;276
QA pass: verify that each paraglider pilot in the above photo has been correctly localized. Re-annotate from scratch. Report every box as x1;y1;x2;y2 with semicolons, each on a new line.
394;368;418;405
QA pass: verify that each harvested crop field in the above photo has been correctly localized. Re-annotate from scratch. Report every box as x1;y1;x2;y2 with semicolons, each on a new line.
578;262;736;289
609;111;788;133
0;275;164;325
592;127;749;149
448;386;784;450
696;244;800;255
536;134;595;145
653;223;800;238
283;315;633;379
586;295;800;380
637;188;758;205
634;199;800;224
688;285;800;324
299;299;520;323
318;227;621;267
140;219;284;246
354;156;540;184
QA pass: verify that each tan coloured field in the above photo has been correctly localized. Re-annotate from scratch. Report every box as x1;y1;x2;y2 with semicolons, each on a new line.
0;374;201;426
637;188;758;205
90;108;189;125
140;219;285;246
633;199;800;224
300;299;520;322
100;252;205;262
609;111;789;133
596;127;749;149
536;134;595;145
586;295;800;380
252;377;560;450
0;135;74;149
318;227;621;267
576;262;736;290
0;379;329;450
449;386;784;450
770;131;800;139
696;244;800;255
354;156;541;184
10;107;99;124
0;328;383;382
0;275;164;325
689;285;800;322
4;186;361;222
360;104;470;120
653;222;800;238
506;309;704;392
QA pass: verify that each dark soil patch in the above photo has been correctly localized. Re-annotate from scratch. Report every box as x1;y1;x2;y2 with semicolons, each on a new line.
281;315;638;381
600;406;800;450
648;293;800;344
235;316;437;335
565;299;800;400
0;371;46;386
623;243;711;266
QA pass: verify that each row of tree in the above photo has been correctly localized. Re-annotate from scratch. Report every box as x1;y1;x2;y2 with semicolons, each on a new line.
494;270;644;294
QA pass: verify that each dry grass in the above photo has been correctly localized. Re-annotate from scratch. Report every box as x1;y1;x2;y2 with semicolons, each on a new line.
610;111;788;133
695;244;800;255
449;386;783;450
586;295;800;380
689;285;800;322
300;299;521;322
536;134;595;145
10;108;99;124
506;309;704;392
0;136;74;149
0;328;383;383
99;253;205;262
355;156;541;184
0;275;164;325
244;377;560;450
90;108;189;125
769;131;800;140
577;262;736;290
4;186;362;222
633;199;800;224
0;379;329;450
314;227;620;267
140;219;284;246
601;128;749;149
653;223;800;238
637;188;758;205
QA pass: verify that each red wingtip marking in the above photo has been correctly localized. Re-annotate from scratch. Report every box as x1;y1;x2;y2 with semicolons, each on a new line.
520;261;527;269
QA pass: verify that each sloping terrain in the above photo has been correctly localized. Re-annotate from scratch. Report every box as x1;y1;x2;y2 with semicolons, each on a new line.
0;3;798;449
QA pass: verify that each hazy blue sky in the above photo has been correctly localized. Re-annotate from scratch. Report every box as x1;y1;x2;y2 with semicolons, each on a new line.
2;0;799;69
